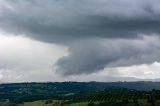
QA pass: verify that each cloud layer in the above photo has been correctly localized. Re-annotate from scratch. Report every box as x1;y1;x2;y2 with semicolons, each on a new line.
1;0;160;43
0;0;160;77
55;35;160;75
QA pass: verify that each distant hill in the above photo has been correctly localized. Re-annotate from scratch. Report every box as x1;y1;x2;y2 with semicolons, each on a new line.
0;81;160;104
0;81;160;92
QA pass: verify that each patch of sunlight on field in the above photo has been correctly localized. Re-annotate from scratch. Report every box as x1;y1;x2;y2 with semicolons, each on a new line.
19;100;45;106
69;102;88;106
69;102;99;106
18;100;62;106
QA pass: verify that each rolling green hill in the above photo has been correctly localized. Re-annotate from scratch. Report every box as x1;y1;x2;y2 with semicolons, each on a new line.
0;82;160;106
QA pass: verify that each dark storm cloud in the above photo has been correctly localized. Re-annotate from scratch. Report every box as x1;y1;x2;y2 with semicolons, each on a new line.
1;0;160;75
0;0;160;43
55;36;160;75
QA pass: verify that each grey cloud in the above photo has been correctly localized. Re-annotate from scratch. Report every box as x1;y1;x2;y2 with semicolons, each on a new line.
55;36;160;75
1;0;160;77
0;0;160;43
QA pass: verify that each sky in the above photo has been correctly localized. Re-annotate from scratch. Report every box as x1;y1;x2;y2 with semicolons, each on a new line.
0;0;160;82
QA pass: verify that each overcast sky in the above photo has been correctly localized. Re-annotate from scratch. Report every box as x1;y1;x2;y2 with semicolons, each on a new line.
0;0;160;82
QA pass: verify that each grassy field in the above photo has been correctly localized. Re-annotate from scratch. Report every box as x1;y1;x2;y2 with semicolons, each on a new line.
19;100;90;106
19;100;45;106
19;100;63;106
19;101;94;106
17;99;160;106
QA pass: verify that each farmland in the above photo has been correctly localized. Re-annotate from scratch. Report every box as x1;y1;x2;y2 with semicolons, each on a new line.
0;82;160;106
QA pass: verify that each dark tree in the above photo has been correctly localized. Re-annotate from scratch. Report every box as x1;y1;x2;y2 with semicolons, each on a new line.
87;102;96;106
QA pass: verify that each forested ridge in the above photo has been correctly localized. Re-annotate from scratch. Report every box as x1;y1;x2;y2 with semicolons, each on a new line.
0;82;160;106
